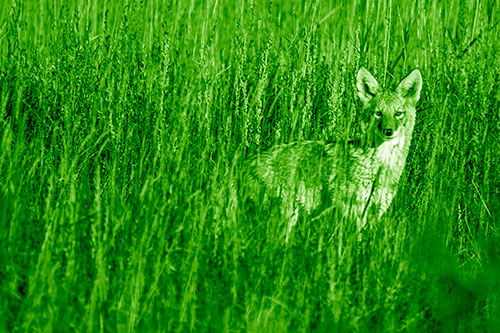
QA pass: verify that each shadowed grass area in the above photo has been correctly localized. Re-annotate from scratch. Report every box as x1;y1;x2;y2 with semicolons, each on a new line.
1;0;500;331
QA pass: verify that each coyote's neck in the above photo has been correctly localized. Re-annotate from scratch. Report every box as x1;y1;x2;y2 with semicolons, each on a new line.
375;119;414;181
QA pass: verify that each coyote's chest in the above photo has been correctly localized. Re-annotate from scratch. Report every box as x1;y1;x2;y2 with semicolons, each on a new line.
346;134;407;217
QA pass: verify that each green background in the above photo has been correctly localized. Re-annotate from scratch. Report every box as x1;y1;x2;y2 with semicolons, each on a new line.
1;0;499;331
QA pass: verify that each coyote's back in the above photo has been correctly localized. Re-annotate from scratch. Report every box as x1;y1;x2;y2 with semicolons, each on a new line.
240;68;422;226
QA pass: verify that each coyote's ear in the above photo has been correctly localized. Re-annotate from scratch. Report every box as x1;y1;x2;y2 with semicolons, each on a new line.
357;67;379;107
397;69;422;106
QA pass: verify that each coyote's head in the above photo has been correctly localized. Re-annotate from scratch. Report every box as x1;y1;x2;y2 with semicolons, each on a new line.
357;67;422;144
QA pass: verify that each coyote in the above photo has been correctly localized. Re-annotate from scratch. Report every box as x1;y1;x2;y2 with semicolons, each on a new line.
239;67;422;234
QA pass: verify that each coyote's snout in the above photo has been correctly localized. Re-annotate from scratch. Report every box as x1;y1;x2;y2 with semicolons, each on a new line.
239;67;422;233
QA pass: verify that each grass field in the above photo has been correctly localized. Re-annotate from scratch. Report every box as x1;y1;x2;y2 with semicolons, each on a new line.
1;0;500;331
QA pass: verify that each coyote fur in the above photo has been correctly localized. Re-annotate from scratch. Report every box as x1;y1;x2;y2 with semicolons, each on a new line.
240;67;422;232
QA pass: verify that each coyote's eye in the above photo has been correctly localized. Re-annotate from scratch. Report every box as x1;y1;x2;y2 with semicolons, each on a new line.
374;111;383;117
395;111;405;118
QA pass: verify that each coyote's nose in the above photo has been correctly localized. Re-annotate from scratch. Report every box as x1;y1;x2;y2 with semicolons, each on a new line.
383;129;393;137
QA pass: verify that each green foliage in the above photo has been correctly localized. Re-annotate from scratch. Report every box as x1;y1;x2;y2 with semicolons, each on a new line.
1;0;499;331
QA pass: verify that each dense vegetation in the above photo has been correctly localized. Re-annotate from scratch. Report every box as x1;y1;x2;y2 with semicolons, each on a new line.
1;0;499;331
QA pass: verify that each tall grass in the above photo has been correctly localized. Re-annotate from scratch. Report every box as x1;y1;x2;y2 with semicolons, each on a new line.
1;0;499;331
